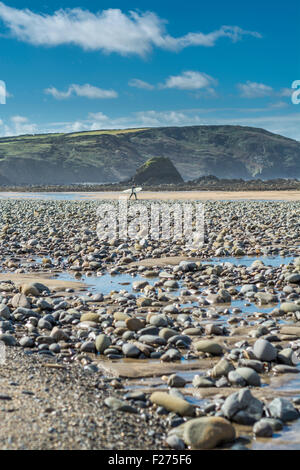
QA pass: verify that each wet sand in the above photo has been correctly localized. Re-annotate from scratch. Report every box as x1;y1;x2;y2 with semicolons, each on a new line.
0;273;86;292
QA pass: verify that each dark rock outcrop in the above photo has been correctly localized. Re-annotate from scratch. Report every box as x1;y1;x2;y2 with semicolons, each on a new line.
129;157;184;185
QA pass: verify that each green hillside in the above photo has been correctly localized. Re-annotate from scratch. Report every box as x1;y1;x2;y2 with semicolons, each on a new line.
0;125;299;184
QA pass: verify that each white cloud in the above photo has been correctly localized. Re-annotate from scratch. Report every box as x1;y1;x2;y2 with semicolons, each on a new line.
128;79;154;90
1;107;299;142
0;3;261;56
45;84;118;100
4;116;38;135
238;81;274;98
163;71;217;91
279;87;293;97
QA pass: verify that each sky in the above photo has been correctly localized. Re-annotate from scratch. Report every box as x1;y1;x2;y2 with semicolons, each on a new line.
0;0;299;139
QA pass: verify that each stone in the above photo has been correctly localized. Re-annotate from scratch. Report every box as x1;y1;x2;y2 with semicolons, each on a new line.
80;312;100;323
183;328;202;336
159;328;178;340
279;303;300;314
164;280;179;289
182;417;236;450
221;388;263;424
122;343;141;358
205;324;223;336
280;326;300;337
0;334;16;346
217;289;231;303
19;336;35;348
49;343;60;353
0;304;10;319
22;282;50;296
211;358;235;378
136;297;152;307
167;374;186;388
257;418;283;431
21;284;40;296
266;398;299;422
238;359;264;373
11;294;31;309
194;340;223;356
228;371;247;387
139;335;167;346
81;341;96;353
234;367;261;386
240;284;257;294
104;397;138;413
179;261;197;272
254;292;277;304
50;327;70;342
253;420;273;437
132;281;149;290
149;315;168;328
38;318;52;330
193;375;215;388
273;365;299;374
125;317;144;331
253;338;277;362
95;334;111;353
166;435;185;450
286;273;300;284
150;392;195;417
277;348;299;366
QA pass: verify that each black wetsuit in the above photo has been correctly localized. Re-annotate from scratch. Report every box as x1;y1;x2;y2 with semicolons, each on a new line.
129;187;137;200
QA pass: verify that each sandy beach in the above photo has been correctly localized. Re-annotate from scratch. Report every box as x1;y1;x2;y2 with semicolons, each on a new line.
1;190;300;201
81;190;300;201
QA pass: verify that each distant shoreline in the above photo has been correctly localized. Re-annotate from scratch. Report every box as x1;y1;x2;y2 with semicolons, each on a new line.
1;190;300;201
0;178;300;194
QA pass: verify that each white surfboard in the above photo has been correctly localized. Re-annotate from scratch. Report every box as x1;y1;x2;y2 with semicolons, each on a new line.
122;187;143;194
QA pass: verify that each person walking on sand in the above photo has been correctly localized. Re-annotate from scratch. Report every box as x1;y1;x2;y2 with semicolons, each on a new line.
129;185;137;200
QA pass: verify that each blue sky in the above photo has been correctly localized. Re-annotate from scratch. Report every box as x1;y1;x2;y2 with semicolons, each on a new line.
0;0;299;139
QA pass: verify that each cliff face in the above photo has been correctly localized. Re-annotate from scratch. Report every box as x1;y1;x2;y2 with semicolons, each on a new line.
0;125;299;184
131;157;184;185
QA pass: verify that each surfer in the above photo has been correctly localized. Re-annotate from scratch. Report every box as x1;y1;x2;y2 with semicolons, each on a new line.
129;185;138;200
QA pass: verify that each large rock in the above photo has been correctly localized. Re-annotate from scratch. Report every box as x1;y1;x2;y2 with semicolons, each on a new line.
150;392;195;417
253;338;277;362
21;282;50;296
182;417;235;450
277;348;299;366
285;273;300;284
279;303;300;313
193;375;215;388
11;294;31;309
266;398;299;422
194;340;223;356
221;388;263;424
130;157;184;185
211;358;235;378
280;326;300;337
234;367;261;386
